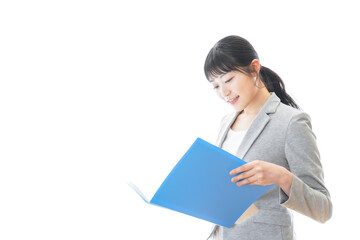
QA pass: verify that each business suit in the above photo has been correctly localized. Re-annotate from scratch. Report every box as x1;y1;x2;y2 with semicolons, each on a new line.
208;92;332;240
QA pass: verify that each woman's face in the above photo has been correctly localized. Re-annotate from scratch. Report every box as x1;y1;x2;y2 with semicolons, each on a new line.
211;69;259;112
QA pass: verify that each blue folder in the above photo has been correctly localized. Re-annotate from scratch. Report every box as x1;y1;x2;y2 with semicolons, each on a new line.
128;137;275;228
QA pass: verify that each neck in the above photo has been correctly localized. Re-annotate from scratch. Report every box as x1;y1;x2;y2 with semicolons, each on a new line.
242;89;271;116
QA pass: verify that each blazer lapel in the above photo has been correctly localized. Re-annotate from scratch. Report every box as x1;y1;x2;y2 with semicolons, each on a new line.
236;111;270;159
237;93;281;159
216;111;241;147
217;92;281;159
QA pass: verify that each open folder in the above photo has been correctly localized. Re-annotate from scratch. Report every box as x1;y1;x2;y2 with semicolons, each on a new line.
128;137;275;228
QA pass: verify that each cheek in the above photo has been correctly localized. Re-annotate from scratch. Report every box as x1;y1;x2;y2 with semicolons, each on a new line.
234;81;257;104
215;91;223;99
232;81;248;94
235;78;256;94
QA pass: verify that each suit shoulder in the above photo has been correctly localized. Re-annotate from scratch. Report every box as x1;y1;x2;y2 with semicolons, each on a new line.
275;103;313;133
276;102;309;121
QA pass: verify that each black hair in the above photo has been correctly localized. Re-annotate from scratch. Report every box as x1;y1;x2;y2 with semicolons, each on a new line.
204;35;299;109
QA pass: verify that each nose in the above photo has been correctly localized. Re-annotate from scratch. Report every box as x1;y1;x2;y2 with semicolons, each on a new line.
220;85;230;99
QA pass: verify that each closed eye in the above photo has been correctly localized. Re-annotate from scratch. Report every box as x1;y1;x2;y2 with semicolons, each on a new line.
212;76;233;90
225;77;234;83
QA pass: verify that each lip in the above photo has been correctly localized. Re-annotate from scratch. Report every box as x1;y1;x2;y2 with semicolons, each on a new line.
227;96;239;105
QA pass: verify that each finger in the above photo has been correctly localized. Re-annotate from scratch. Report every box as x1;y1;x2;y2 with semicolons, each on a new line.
229;160;259;175
231;169;256;183
236;174;260;187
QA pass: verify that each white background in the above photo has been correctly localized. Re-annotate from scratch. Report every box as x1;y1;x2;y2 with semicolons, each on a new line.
1;0;359;239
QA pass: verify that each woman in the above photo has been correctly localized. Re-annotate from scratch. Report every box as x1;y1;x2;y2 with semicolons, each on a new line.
205;35;332;240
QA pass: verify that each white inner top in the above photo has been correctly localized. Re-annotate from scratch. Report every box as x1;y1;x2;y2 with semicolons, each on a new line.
221;128;248;156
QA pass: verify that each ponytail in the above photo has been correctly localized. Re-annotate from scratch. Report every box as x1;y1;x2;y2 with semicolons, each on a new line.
259;66;300;109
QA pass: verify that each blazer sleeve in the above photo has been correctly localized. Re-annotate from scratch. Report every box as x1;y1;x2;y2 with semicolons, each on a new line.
279;112;333;223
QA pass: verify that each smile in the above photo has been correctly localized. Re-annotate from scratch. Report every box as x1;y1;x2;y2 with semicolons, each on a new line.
227;96;239;105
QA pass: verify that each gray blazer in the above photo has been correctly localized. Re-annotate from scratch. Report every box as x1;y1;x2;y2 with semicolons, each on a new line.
208;92;332;240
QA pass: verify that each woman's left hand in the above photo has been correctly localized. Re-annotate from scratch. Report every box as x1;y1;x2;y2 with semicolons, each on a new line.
229;160;293;195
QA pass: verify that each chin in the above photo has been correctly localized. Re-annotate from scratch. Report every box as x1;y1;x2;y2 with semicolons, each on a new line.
233;106;243;112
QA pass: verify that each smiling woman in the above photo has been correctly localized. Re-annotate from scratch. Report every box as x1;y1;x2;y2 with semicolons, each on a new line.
205;36;299;112
203;36;332;240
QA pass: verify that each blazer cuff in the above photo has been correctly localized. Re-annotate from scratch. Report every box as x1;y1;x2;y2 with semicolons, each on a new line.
279;174;304;208
279;174;298;206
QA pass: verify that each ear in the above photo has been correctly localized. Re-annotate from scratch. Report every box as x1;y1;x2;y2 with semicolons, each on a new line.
250;59;261;78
